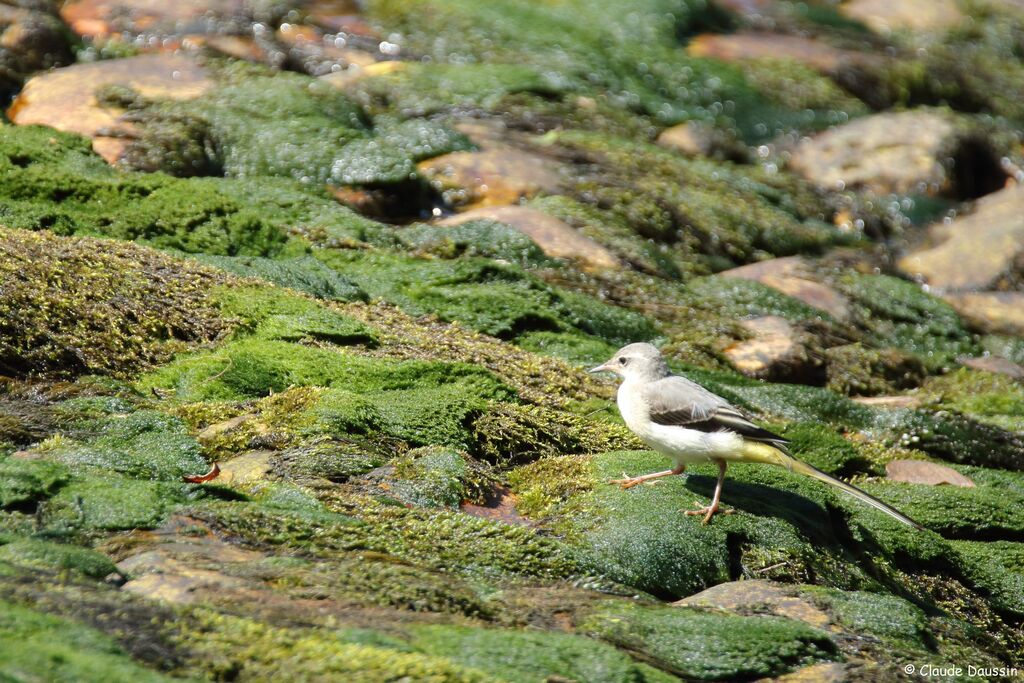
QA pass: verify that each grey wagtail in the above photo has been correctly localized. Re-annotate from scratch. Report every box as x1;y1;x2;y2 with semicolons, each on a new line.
590;343;923;528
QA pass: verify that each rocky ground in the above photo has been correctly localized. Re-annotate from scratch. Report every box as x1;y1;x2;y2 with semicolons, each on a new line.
1;0;1024;680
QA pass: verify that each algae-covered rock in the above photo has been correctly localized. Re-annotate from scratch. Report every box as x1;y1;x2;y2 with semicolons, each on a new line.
582;601;837;680
0;227;228;377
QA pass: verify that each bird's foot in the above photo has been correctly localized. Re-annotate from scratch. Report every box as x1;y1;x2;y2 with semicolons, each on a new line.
609;473;659;490
683;501;734;525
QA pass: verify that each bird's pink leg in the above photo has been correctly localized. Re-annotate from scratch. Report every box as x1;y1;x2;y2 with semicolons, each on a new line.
685;459;734;524
610;465;685;489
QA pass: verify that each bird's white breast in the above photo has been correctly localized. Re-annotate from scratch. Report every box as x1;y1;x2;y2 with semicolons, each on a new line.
617;380;743;465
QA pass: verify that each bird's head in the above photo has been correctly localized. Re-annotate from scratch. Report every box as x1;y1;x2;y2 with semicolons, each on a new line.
589;342;670;381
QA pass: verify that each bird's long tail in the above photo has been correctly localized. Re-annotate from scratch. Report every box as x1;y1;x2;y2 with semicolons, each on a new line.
740;441;925;530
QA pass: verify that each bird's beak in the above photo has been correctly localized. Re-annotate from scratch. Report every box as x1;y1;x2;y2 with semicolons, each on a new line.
588;362;614;374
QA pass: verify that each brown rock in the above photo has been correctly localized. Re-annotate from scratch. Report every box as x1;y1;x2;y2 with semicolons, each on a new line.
676;580;833;631
216;450;274;487
960;355;1024;379
318;59;405;89
790;110;965;196
885;459;976;487
656;121;713;156
897;184;1024;291
687;32;878;74
723;316;819;381
720;257;850;321
438;206;619;270
765;662;851;683
841;0;965;34
7;54;212;164
418;148;564;209
943;292;1024;336
60;0;246;40
851;395;923;409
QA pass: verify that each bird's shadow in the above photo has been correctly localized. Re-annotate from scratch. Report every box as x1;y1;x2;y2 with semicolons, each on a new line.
681;473;841;545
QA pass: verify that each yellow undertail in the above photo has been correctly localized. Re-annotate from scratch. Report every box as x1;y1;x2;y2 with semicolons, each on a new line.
739;441;924;530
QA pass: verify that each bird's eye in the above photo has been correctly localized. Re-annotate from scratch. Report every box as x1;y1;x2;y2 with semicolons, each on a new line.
618;357;627;365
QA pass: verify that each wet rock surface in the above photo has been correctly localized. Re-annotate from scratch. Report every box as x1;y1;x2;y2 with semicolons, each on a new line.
0;0;1022;681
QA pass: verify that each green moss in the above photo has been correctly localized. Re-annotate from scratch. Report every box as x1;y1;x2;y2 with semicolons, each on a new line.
0;126;393;255
738;58;869;121
0;600;178;683
834;273;977;370
118;65;469;187
515;331;618;367
685;276;834;322
176;609;492;682
406;623;660;683
254;554;491;617
195;254;367;302
0;538;118;580
507;454;591;519
857;480;1024;540
0;227;228;377
349;62;568;118
42;476;194;532
778;423;870;477
139;338;510;403
582;601;837;681
366;0;830;141
870;407;1024;471
950;540;1024;617
549;131;846;267
270;439;387;482
824;344;926;397
918;368;1024;432
213;284;377;345
0;460;69;510
317;249;656;344
571;451;732;597
528;195;701;280
42;410;207;481
471;402;639;466
190;498;582;580
803;587;928;651
388;447;474;508
398;219;550;267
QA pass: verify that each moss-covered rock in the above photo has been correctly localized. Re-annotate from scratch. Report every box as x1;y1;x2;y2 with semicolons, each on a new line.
42;476;196;532
316;249;657;344
40;410;207;481
114;63;471;186
195;254;367;302
0;537;118;580
0;600;179;683
582;601;838;681
0;227;228;377
406;623;670;683
0;460;69;510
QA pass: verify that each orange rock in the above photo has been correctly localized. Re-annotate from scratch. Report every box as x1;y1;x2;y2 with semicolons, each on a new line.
885;459;976;487
943;292;1024;336
439;205;619;270
7;54;212;164
722;315;818;381
418;148;564;208
60;0;245;39
898;184;1024;291
687;32;878;74
841;0;964;34
721;257;850;321
959;355;1024;379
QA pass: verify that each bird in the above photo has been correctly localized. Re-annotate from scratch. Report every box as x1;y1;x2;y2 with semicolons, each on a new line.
589;342;924;528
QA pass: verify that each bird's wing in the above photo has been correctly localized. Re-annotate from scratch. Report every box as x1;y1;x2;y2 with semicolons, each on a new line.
643;376;788;446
